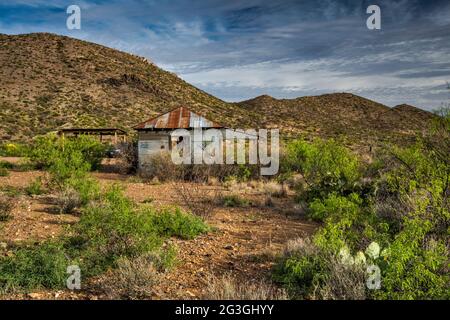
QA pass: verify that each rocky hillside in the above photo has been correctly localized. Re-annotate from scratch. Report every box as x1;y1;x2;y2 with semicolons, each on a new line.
0;33;253;140
0;33;436;146
236;94;436;146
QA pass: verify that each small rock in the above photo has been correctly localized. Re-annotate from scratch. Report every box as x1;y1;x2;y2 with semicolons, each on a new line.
186;290;196;297
28;292;41;299
224;245;233;250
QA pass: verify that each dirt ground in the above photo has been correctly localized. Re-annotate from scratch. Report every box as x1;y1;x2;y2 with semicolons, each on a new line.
0;157;317;300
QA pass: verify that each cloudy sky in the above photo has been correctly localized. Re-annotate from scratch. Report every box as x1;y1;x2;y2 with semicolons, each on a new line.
1;0;449;110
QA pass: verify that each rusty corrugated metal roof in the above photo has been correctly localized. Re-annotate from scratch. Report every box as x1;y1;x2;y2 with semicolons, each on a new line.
134;106;224;130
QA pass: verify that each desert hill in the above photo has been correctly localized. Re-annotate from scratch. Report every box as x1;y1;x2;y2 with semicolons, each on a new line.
0;33;436;146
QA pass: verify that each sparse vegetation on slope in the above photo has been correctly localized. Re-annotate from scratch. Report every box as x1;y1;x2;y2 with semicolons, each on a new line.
0;33;253;141
0;33;435;148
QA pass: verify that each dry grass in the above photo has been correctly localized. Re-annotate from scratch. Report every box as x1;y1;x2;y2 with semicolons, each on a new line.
203;273;288;300
173;183;222;219
54;187;81;214
317;257;366;300
282;237;367;300
98;254;163;300
261;181;288;198
139;152;181;181
0;195;14;221
285;237;313;255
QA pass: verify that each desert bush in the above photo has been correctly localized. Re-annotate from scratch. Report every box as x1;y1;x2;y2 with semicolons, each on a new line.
276;133;449;299
69;185;198;278
140;152;181;181
0;168;9;177
139;152;259;183
0;241;69;293
274;238;329;299
372;217;449;300
147;206;209;240
204;273;288;300
73;185;162;275
317;257;366;300
54;177;99;214
55;186;82;214
0;143;30;157
0;161;13;169
99;254;163;300
99;245;177;299
276;237;371;300
118;141;138;173
0;196;14;222
220;194;250;207
281;138;361;201
25;177;45;196
173;183;220;218
261;181;288;198
29;134;106;171
370;138;448;299
234;163;259;182
308;192;362;222
65;177;100;206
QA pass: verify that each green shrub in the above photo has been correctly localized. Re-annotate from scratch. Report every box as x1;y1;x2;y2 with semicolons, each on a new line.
235;164;254;182
55;186;82;214
98;246;177;300
0;143;30;157
157;245;178;271
29;134;106;171
0;161;14;169
25;177;45;196
370;139;449;299
0;168;9;177
308;192;362;222
221;194;250;207
0;241;69;293
277;137;449;300
274;239;329;299
13;160;36;172
373;217;449;300
29;135;103;211
0;185;22;197
148;206;209;240
73;185;162;275
47;150;90;187
65;177;100;206
281;138;361;200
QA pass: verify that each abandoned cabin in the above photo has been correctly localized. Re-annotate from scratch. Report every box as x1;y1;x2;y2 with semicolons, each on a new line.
133;106;224;171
